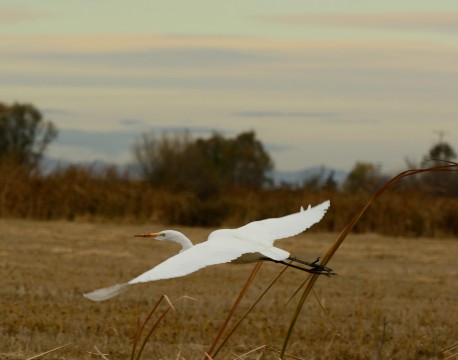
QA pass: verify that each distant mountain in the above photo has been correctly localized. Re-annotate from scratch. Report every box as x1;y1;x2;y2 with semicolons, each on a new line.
269;166;347;187
40;157;141;177
40;156;70;174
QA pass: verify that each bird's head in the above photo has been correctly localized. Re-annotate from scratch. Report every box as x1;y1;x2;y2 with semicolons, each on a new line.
134;230;193;251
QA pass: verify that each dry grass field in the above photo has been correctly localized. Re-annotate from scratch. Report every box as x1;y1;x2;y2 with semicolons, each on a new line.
1;219;457;359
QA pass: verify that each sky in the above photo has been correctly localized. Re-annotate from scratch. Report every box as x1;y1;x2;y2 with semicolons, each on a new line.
1;1;458;173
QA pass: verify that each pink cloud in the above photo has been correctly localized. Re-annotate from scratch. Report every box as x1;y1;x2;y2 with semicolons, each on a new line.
257;12;458;33
0;6;51;24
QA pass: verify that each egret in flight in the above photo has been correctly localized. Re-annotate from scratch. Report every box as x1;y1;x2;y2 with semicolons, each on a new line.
84;200;332;302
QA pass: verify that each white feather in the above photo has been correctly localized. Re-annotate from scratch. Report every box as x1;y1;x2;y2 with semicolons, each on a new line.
84;283;130;302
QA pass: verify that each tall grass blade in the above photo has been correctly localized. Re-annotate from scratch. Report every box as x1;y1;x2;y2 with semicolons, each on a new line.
428;342;458;360
92;346;110;360
132;295;196;360
280;162;457;359
131;295;167;360
376;318;392;360
206;262;263;359
25;343;72;360
212;264;289;358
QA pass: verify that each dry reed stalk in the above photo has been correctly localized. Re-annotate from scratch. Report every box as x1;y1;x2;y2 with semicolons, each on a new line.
375;317;392;360
131;294;169;360
91;346;110;359
132;295;196;360
428;342;458;360
205;262;263;359
24;342;72;360
211;264;290;358
280;162;458;359
233;345;305;360
232;345;267;359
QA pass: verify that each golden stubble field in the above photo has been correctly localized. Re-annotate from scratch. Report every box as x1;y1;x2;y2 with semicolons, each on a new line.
1;219;457;360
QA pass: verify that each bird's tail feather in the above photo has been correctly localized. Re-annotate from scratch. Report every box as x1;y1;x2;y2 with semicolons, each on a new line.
84;283;130;302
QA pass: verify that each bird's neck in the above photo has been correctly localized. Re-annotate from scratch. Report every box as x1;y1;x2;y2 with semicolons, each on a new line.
175;234;194;252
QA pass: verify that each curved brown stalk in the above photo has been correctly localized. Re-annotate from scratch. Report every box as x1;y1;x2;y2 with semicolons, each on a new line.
280;162;458;359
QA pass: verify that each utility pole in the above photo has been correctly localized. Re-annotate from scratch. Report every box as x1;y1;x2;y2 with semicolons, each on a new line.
433;129;449;143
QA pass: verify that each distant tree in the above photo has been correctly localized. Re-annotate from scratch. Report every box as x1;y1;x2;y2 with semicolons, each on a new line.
132;131;192;187
301;167;338;191
231;131;273;189
302;174;323;191
323;170;338;190
343;162;379;192
0;102;58;167
423;141;456;165
132;130;273;195
421;141;457;196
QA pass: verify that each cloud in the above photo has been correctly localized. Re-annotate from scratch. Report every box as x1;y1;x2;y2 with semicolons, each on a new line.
232;111;379;125
0;6;51;24
264;143;293;153
53;129;136;158
3;32;457;86
132;125;229;137
13;47;276;70
49;125;229;164
257;12;458;34
119;119;146;127
0;34;275;55
4;32;456;74
43;108;75;116
232;111;342;119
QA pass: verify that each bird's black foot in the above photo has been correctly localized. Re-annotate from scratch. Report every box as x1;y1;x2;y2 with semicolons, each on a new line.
306;264;335;277
287;256;336;276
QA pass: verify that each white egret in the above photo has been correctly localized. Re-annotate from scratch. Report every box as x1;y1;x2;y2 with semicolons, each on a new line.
84;200;332;302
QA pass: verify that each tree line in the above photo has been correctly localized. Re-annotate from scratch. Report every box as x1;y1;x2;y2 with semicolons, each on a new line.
1;102;457;235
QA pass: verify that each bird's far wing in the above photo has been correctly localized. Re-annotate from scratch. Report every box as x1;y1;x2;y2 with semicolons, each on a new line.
233;200;330;245
128;240;245;285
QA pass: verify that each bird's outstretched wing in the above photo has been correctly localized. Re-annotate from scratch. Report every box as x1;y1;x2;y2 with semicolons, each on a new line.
84;241;246;301
225;200;330;246
127;239;248;285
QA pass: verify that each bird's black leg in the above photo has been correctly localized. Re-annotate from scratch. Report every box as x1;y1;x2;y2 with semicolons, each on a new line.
287;256;334;274
265;258;335;276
